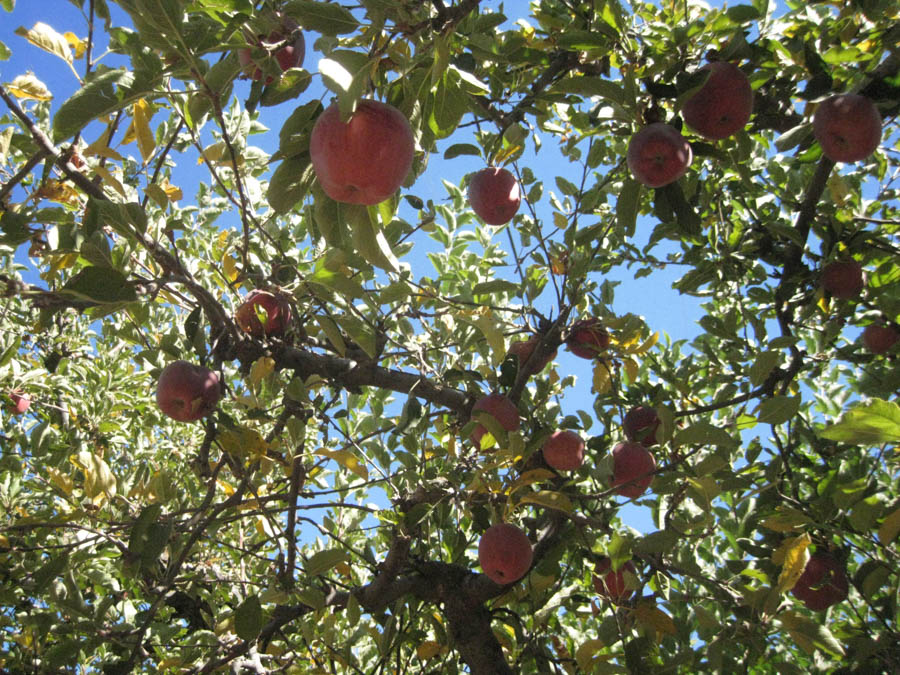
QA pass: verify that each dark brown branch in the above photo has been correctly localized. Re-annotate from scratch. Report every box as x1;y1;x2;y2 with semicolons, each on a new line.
0;148;49;204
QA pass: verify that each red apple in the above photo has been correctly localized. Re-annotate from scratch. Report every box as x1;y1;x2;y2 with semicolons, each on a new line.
156;360;222;422
7;390;31;415
821;260;864;300
468;167;521;225
478;523;533;585
235;290;292;337
862;323;899;355
813;94;882;163
238;17;304;84
507;336;556;375
566;319;610;359
791;552;848;611
542;430;585;471
682;62;754;140
611;441;656;498
626;123;692;188
623;406;660;447
309;100;415;206
469;393;520;449
593;558;637;603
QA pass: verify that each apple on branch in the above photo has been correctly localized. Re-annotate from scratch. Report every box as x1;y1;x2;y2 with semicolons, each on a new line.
791;552;849;611
682;61;754;140
821;259;865;300
468;167;521;225
237;16;304;84
812;93;882;163
611;441;656;498
478;523;533;585
593;557;637;604
6;389;31;415
469;393;520;449
542;429;585;471
310;100;415;206
507;336;556;375
627;123;692;188
235;289;292;337
623;405;661;447
566;319;610;359
862;322;899;355
156;360;222;422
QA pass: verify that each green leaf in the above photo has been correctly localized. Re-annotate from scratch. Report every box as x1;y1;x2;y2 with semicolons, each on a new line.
774;123;811;153
59;267;137;304
235;594;263;641
519;490;573;513
305;548;349;577
429;70;466;140
616;177;640;237
268;154;315;213
820;399;900;443
756;396;801;425
443;143;481;160
780;610;845;657
0;39;9;60
128;504;163;556
1;1;14;13
749;350;780;386
347;204;399;273
673;422;736;447
285;0;359;35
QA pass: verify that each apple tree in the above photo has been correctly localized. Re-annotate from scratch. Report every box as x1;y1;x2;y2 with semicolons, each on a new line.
0;0;898;672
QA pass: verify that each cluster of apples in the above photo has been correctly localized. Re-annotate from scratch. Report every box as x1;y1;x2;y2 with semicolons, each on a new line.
237;14;305;85
820;259;898;355
626;60;883;188
475;320;661;587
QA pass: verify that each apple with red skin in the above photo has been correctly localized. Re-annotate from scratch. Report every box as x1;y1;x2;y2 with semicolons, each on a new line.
6;390;31;415
682;61;754;140
813;94;881;163
468;167;521;225
566;319;610;359
542;430;585;471
626;123;692;188
238;18;304;84
862;323;899;355
821;260;864;300
611;441;656;498
156;360;222;423
593;557;637;603
791;552;849;611
469;393;520;448
236;290;292;337
623;406;660;447
309;100;415;206
507;336;556;375
478;523;533;585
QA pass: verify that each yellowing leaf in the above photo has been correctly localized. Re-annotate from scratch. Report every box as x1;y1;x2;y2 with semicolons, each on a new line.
507;469;555;494
222;252;239;282
8;73;52;101
575;638;610;671
773;532;811;593
46;467;74;496
15;23;72;63
145;183;168;209
473;311;505;367
160;178;182;202
219;427;269;461
64;32;86;59
592;360;612;394
623;357;639;384
250;356;275;387
70;450;116;504
633;603;677;636
518;489;572;513
780;610;846;657
416;640;445;660
877;507;900;545
35;179;81;205
316;448;368;481
761;508;812;533
93;165;126;197
132;98;155;162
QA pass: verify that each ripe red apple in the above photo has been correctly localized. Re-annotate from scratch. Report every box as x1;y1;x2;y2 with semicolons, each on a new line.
791;552;849;611
611;441;656;498
469;393;520;448
156;360;222;422
862;323;899;355
507;336;556;375
682;61;754;140
821;260;864;300
238;18;304;84
542;430;585;471
309;100;415;206
626;123;692;188
6;390;31;415
478;523;533;585
593;558;637;603
623;406;661;447
566;319;610;359
813;94;882;163
235;290;292;337
468;167;521;225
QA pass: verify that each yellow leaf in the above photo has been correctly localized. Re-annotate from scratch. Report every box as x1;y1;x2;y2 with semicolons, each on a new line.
64;32;86;59
760;508;812;532
316;448;369;481
93;165;126;197
575;638;610;671
773;532;811;593
35;179;81;205
46;467;74;496
623;357;639;384
416;641;444;660
160;178;182;202
145;183;168;209
518;489;572;513
217;479;236;496
132;98;155;163
507;469;556;495
222;252;239;282
250;356;275;388
15;23;72;64
70;450;116;504
631;331;659;355
219;427;269;461
633;603;677;636
877;508;900;545
592;360;612;394
473;310;506;367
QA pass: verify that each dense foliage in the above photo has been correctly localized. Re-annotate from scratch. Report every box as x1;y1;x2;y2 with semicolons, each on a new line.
1;0;898;672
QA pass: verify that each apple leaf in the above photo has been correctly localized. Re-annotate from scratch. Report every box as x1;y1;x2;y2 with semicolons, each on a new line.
267;154;315;213
819;398;900;444
756;395;801;425
779;610;845;657
285;0;359;35
773;532;810;593
877;507;900;546
15;22;71;64
616;177;640;237
0;40;9;61
305;549;349;577
518;490;573;513
633;603;677;636
673;422;736;447
315;448;368;481
444;143;481;160
59;266;137;304
234;594;263;641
